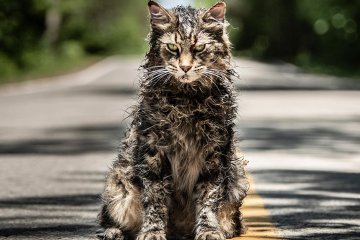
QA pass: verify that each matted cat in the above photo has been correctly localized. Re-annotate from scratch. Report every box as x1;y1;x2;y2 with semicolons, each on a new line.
98;1;249;239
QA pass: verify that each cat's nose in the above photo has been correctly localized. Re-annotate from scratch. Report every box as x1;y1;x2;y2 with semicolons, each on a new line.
180;65;192;73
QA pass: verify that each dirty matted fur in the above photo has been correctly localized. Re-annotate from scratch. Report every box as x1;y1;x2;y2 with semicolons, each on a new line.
98;1;249;240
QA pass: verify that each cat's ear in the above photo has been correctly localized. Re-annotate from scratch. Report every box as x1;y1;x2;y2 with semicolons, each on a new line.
148;1;173;29
203;2;226;23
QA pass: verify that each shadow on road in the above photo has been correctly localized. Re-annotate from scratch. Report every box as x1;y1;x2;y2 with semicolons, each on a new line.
239;117;360;157
0;171;105;239
0;117;359;157
252;170;360;240
0;124;126;155
0;193;100;207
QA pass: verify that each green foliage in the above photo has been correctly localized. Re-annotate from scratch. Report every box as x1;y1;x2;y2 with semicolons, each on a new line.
0;0;149;83
0;0;359;82
295;0;360;66
58;0;148;54
225;0;359;77
0;54;18;80
0;1;46;68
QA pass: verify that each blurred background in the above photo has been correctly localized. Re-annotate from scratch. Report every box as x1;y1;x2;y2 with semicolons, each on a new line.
0;0;359;83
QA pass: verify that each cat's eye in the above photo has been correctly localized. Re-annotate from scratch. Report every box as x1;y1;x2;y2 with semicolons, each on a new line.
194;44;206;52
167;44;178;52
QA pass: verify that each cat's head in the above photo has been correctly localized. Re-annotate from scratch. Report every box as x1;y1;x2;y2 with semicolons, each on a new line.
145;1;231;84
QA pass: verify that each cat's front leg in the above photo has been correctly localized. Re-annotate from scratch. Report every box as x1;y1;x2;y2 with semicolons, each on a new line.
194;180;226;240
134;148;170;240
136;179;169;240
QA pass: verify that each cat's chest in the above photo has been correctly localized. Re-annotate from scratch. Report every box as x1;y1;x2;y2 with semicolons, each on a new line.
149;97;228;155
166;124;205;194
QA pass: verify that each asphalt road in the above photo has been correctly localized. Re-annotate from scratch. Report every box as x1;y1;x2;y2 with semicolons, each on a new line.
0;57;359;239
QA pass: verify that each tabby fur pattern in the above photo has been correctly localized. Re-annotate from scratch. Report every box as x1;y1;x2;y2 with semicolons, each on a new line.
98;1;249;239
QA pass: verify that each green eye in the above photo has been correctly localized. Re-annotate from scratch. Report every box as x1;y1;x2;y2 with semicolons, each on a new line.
167;44;178;52
194;44;206;52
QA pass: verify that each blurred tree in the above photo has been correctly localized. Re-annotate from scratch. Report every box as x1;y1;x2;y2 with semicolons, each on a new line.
197;0;360;76
0;0;149;81
295;0;360;72
44;0;61;47
58;0;148;55
0;1;46;71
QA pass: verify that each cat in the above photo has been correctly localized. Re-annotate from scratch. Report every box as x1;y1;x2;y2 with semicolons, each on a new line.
98;1;249;240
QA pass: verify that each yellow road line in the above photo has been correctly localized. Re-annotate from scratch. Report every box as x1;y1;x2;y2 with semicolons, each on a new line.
232;175;281;240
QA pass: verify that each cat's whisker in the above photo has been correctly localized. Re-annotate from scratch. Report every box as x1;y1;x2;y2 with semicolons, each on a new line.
146;69;168;79
147;71;171;86
206;69;231;81
203;73;222;94
207;68;226;75
148;74;168;85
145;65;166;70
141;66;166;78
162;74;172;85
146;68;166;74
168;64;178;69
204;70;224;80
145;69;167;77
166;69;176;74
147;71;167;78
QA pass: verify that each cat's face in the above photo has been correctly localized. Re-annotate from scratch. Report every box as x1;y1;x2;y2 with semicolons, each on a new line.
147;1;230;84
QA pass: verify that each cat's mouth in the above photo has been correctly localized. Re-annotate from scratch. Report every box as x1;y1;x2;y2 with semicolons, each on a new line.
177;74;196;83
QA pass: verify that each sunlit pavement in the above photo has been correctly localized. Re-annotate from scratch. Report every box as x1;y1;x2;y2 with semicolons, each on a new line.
0;57;359;239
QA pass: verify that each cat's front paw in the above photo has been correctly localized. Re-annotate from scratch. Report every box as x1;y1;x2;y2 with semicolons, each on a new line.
136;231;166;240
195;230;225;240
98;227;124;240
